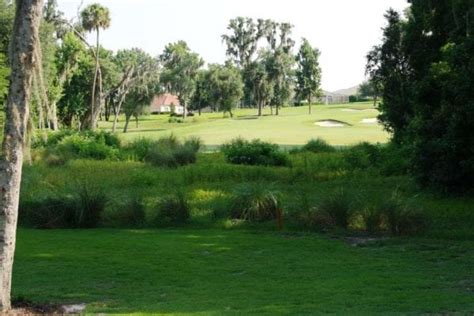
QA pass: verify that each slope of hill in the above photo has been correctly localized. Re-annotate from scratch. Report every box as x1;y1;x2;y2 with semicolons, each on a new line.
331;85;360;96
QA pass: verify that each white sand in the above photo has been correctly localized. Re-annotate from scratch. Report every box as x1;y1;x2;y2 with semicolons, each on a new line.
360;118;378;124
315;120;346;127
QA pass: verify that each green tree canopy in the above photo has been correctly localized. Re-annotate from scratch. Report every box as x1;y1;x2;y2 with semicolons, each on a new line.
295;38;322;114
207;63;244;117
367;2;474;192
160;41;203;119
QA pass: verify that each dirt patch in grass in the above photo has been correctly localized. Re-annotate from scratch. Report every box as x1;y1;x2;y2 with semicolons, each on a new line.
344;236;388;247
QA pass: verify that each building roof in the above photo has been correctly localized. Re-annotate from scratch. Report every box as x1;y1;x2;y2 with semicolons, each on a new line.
150;93;181;109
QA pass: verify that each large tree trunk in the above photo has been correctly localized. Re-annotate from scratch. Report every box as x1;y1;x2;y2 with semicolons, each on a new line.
257;99;262;116
0;0;42;311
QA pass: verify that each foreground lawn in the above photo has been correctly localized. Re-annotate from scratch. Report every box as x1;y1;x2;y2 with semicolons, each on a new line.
13;228;474;315
100;102;389;148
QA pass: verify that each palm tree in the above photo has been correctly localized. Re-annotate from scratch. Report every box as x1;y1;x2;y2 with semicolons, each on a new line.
80;3;110;129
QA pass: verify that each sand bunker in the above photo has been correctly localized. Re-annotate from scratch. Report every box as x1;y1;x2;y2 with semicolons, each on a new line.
315;120;347;127
360;118;378;124
341;108;377;112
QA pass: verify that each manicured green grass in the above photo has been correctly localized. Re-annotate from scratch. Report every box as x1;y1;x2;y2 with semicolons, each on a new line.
100;102;389;148
14;228;474;314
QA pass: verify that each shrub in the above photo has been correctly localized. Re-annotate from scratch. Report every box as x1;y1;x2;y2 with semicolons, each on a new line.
19;195;78;228
359;205;384;233
38;130;121;165
43;152;68;166
221;138;290;167
127;136;201;168
125;137;155;161
74;184;108;228
380;193;427;235
168;117;184;123
146;145;178;167
173;137;202;166
300;138;336;153
230;185;280;222
19;185;107;229
210;194;233;220
378;143;411;176
318;189;355;229
34;129;120;149
105;196;146;228
154;192;190;227
296;208;334;231
343;142;382;170
57;135;119;160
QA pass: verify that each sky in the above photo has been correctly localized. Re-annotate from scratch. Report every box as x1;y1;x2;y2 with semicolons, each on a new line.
57;0;408;92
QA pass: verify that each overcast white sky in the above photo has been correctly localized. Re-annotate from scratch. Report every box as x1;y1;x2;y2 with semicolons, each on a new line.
57;0;408;91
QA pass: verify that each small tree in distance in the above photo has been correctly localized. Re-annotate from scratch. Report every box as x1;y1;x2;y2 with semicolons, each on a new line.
207;63;244;118
160;41;203;119
295;38;322;114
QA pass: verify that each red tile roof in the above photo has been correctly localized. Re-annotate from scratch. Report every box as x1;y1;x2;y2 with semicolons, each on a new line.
150;93;180;108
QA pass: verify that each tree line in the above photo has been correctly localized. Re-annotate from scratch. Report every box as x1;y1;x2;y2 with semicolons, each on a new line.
0;1;323;133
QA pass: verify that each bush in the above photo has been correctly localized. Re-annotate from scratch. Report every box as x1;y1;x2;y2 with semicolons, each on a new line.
38;130;121;165
154;192;190;227
318;189;355;229
124;138;155;161
300;138;336;153
126;136;200;167
343;142;382;170
104;196;146;228
380;193;427;235
56;135;120;160
19;195;78;228
230;185;280;222
296;208;334;231
74;184;108;228
221;138;290;167
168;117;184;123
19;184;107;229
34;129;120;148
359;205;384;233
378;143;411;176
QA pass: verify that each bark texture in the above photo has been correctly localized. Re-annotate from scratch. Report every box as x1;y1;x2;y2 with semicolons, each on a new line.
0;0;43;311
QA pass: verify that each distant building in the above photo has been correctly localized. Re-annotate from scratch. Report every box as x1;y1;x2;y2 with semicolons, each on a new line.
149;94;185;114
317;92;350;104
